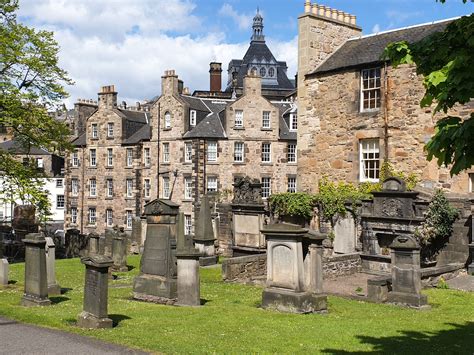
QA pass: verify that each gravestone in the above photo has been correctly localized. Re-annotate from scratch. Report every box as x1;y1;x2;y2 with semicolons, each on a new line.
111;228;128;272
104;228;116;257
77;255;113;328
387;235;428;307
45;237;61;295
88;233;100;255
12;205;38;241
194;195;217;266
333;211;357;254
261;223;327;314
0;243;8;286
468;213;474;274
176;213;201;306
133;199;179;303
21;233;50;307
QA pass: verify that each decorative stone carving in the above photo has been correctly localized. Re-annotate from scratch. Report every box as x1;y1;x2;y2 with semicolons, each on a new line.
232;176;263;205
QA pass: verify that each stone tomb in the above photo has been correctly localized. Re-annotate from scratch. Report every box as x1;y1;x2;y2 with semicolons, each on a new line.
21;233;51;307
261;223;327;314
133;199;179;303
387;235;428;307
194;195;217;266
45;237;61;295
111;227;128;272
77;255;113;328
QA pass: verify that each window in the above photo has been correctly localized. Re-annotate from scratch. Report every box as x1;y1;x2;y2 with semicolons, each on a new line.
184;214;192;235
234;142;244;162
251;66;257;74
360;139;380;182
91;123;98;138
207;141;217;162
107;148;113;166
36;158;43;168
190;110;196;127
56;195;65;209
88;207;96;225
260;67;266;77
262;143;271;163
235;110;243;128
71;178;79;196
262;111;270;129
207;176;218;193
290;113;297;131
89;178;97;197
126;178;133;198
469;173;474;193
184;177;192;199
288;177;297;193
107;123;114;137
72;151;79;167
361;68;381;111
106;179;113;198
262;177;271;198
144;178;151;198
185;142;192;163
287;143;296;163
71;207;77;224
106;209;113;227
56;179;63;188
162;143;170;163
162;177;170;199
126;210;133;229
126;148;133;167
144;147;151;167
268;67;275;77
90;149;96;167
164;111;171;128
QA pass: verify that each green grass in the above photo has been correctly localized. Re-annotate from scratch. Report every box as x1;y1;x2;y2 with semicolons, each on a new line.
1;256;473;354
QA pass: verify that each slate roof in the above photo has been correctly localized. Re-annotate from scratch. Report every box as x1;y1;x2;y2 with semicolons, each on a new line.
272;102;297;141
182;95;228;139
311;20;452;75
123;124;151;145
0;139;51;155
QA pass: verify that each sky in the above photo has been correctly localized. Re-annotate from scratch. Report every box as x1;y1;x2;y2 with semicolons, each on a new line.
17;0;473;108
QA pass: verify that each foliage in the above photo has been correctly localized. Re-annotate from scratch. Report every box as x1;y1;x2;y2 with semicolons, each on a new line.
383;13;474;176
268;192;317;220
437;277;450;290
0;0;72;216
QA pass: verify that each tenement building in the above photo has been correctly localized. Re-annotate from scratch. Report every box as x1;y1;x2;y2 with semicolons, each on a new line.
297;1;474;194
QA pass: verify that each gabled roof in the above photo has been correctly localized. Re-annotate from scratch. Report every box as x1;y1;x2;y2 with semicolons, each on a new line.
311;19;452;75
123;124;151;145
71;133;86;147
183;113;226;139
181;96;229;139
0;139;51;155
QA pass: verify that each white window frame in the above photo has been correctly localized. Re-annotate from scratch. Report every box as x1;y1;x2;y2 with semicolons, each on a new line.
36;157;43;168
90;149;96;167
71;207;77;224
89;178;97;197
91;123;98;138
126;148;133;167
207;176;218;193
262;177;271;199
107;122;114;138
144;147;151;167
360;68;381;112
234;142;244;162
290;112;297;131
56;195;65;209
71;178;79;196
190;110;196;127
72;151;79;167
469;173;474;193
56;179;63;188
185;142;192;163
88;208;96;225
184;177;192;200
106;209;113;227
126;210;133;229
359;139;380;182
144;178;151;198
164;111;171;128
126;178;133;198
288;177;297;193
163;143;170;163
162;176;170;199
106;178;113;198
207;141;217;162
262;111;271;129
262;143;271;163
287;143;297;163
184;214;192;235
235;110;243;128
107;148;113;167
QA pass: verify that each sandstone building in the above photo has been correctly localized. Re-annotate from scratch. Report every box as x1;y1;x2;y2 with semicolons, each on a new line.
297;1;474;194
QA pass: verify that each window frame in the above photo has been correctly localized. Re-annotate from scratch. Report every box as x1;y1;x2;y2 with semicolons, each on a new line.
261;177;271;199
262;111;271;129
89;178;97;197
71;207;78;224
190;110;197;127
107;122;114;138
106;148;113;167
469;173;474;193
143;147;151;167
287;143;297;163
207;176;218;193
125;210;133;229
144;178;151;198
106;209;113;227
126;148;133;167
164;111;171;129
235;110;243;128
90;149;96;167
56;195;65;209
162;176;170;199
88;207;96;225
287;177;297;193
234;142;244;163
71;178;79;196
106;178;113;198
261;142;271;163
184;177;193;200
72;151;79;167
359;139;381;182
126;178;133;198
162;142;170;163
184;214;192;235
207;141;217;162
289;112;297;131
91;123;98;139
184;142;192;163
360;68;381;112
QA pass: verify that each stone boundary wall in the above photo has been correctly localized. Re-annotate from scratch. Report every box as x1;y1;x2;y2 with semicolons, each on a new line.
323;253;362;279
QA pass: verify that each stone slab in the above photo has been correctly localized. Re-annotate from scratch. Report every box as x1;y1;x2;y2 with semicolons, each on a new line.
77;311;113;329
21;295;51;307
176;257;200;307
387;291;428;308
261;288;327;314
446;274;474;291
0;258;8;286
133;274;177;301
199;255;218;267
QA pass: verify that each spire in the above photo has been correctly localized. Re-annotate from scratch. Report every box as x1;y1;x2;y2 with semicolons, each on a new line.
251;8;264;42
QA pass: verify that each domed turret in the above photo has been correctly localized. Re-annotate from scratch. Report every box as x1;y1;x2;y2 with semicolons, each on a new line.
251;8;265;42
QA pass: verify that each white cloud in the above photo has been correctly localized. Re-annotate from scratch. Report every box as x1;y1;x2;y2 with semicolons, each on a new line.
371;24;381;33
218;4;253;31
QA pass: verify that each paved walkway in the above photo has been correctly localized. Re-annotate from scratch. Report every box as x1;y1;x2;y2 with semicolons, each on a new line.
0;317;149;355
446;274;474;292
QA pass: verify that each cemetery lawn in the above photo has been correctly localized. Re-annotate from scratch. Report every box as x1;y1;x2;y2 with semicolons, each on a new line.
0;256;473;354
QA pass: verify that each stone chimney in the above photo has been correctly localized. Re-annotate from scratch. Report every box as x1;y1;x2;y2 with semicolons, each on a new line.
161;70;182;96
243;70;261;97
209;62;222;92
98;85;117;110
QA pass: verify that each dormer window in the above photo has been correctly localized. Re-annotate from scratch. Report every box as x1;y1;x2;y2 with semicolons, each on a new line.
164;111;171;129
290;113;297;131
190;110;196;127
235;110;243;128
260;67;266;77
91;123;98;138
268;67;275;77
361;68;381;112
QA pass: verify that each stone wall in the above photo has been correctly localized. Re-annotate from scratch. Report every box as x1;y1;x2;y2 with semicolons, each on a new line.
323;252;361;279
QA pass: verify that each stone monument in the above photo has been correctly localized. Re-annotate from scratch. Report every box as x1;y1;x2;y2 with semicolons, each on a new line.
45;237;61;295
387;235;428;307
0;244;8;287
77;255;113;328
21;233;50;307
133;199;179;303
261;223;327;314
88;232;100;255
194;195;217;266
111;227;128;272
468;212;474;274
12;205;38;241
176;213;201;306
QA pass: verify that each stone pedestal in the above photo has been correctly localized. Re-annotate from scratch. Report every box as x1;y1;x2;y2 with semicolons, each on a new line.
21;233;50;307
77;255;113;329
88;233;100;255
112;231;128;272
387;235;427;307
133;199;179;303
0;258;9;287
261;224;327;314
194;195;217;266
45;237;61;295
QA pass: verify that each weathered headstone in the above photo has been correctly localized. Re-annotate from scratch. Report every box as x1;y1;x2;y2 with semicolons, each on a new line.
133;199;179;303
0;258;8;287
88;232;100;255
387;235;428;307
45;237;61;295
77;255;113;328
176;213;201;306
333;212;357;254
104;228;115;257
12;205;38;241
111;228;128;272
261;224;327;314
21;233;50;307
468;214;474;275
194;195;217;266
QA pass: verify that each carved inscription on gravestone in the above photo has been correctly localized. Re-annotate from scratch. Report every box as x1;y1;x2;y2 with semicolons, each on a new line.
84;269;100;315
141;224;169;276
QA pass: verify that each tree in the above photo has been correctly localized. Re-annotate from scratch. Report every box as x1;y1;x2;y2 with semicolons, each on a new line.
383;11;474;176
0;0;73;217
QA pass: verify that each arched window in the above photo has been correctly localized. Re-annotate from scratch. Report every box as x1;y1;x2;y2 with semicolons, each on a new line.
251;66;258;75
268;67;275;77
260;67;266;77
164;111;171;128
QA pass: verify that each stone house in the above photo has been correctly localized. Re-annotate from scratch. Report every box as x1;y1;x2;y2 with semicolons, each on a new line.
297;1;474;194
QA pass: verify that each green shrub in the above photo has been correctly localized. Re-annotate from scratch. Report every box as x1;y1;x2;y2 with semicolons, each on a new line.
268;192;318;220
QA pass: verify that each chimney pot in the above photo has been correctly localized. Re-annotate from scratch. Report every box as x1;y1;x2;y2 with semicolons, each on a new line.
304;0;311;13
209;62;222;92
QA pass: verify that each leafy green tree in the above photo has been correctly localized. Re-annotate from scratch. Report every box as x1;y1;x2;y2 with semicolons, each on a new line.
383;11;473;176
0;0;73;217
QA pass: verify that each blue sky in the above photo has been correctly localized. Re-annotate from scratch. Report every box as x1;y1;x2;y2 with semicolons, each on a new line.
17;0;473;106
